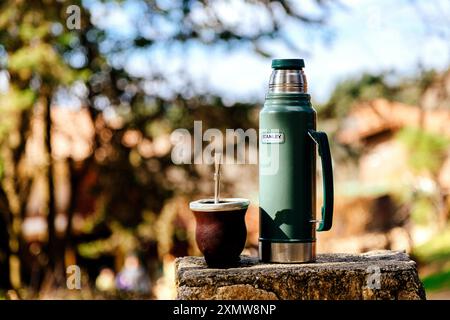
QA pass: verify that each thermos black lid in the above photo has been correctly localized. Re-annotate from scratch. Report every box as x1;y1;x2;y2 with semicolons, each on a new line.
271;59;305;69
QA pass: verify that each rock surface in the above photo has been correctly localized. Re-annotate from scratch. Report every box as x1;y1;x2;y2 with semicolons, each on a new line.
175;250;426;300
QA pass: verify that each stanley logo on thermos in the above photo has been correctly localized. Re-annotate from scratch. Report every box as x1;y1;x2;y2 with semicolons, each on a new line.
261;131;285;144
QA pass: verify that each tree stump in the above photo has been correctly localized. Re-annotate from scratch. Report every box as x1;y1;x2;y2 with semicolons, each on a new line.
175;250;425;300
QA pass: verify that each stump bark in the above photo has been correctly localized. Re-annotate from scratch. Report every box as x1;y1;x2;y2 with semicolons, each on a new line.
175;250;426;300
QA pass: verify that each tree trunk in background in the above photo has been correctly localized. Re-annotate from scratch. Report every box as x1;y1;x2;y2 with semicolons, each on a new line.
60;158;90;271
0;108;33;292
43;91;65;286
0;187;12;289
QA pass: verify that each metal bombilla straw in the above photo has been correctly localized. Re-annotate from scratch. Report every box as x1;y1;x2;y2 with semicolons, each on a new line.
214;152;222;204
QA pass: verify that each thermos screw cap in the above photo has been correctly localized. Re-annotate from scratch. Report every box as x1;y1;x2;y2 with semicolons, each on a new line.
272;59;305;69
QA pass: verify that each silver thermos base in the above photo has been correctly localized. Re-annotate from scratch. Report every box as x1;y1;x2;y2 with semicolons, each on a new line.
259;242;316;263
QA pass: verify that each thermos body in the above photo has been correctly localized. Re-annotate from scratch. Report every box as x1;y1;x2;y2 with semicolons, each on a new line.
259;59;334;263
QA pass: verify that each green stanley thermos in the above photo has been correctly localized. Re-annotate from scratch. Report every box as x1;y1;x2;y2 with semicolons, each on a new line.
259;59;334;263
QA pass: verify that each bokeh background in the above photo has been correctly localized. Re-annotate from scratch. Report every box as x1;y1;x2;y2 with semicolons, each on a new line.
0;0;449;299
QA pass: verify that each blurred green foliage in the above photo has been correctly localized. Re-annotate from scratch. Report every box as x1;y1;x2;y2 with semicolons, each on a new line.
414;228;450;292
397;127;449;175
318;70;439;119
410;197;435;226
414;228;450;263
318;73;396;118
422;268;450;292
